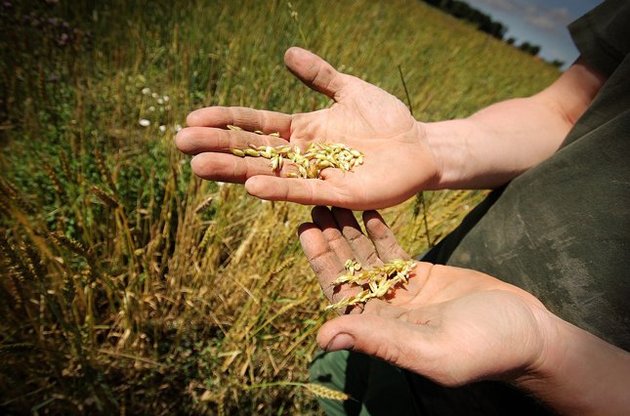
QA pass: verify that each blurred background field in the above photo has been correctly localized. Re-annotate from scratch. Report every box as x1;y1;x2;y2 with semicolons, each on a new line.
0;0;559;414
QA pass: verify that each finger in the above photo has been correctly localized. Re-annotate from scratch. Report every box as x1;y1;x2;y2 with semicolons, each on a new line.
284;47;348;101
331;207;382;268
363;211;410;262
175;127;288;155
298;222;345;287
311;206;355;264
190;153;297;183
298;222;362;305
316;314;430;373
186;106;292;138
244;175;347;207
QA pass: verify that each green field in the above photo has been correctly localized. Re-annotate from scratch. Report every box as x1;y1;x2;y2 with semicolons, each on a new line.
0;0;559;414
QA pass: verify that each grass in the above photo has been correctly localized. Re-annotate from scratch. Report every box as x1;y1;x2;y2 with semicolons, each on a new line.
0;0;559;414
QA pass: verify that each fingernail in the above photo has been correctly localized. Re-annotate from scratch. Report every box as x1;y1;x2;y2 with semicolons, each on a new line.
325;333;354;351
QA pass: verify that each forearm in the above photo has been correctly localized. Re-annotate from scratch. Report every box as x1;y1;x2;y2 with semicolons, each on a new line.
422;59;605;189
422;97;570;189
517;315;630;415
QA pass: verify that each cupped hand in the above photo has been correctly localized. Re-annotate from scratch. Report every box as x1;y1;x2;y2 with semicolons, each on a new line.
175;47;440;210
298;207;555;387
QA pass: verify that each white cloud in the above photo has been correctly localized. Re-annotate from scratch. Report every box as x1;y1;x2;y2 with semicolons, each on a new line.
525;6;572;31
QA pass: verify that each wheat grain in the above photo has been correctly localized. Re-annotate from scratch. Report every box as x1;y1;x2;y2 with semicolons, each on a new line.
228;140;364;179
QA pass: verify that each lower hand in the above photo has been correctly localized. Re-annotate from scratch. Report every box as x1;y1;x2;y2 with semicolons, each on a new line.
298;206;554;387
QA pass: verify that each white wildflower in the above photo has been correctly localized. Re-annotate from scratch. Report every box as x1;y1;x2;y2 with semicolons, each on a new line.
141;87;151;95
139;119;151;127
159;125;166;133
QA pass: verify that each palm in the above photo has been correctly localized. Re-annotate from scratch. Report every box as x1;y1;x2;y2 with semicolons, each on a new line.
291;80;416;141
176;47;438;210
299;207;551;387
366;268;547;386
288;78;434;208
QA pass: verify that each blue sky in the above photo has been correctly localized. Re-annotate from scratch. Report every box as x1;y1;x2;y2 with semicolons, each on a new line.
463;0;603;67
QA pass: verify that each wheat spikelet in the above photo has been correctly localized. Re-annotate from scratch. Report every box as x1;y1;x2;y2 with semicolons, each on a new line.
0;342;36;353
0;235;25;281
0;236;24;307
62;274;76;304
59;150;72;179
94;149;118;193
6;239;37;282
90;186;120;208
0;178;35;215
194;196;214;215
42;162;64;197
23;241;46;283
0;177;18;199
303;383;350;401
327;259;416;310
198;223;214;251
50;231;89;258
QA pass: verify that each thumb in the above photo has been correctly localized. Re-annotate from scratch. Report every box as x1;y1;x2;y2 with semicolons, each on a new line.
284;47;348;100
317;313;422;370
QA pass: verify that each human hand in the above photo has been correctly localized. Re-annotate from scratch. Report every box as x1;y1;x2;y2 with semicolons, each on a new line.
298;206;554;387
176;47;440;210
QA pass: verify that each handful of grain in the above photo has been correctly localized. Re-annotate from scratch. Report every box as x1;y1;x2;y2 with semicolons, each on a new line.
327;259;416;310
226;125;363;179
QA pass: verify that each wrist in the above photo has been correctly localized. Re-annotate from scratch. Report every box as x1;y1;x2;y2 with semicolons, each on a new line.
515;311;630;415
419;119;478;190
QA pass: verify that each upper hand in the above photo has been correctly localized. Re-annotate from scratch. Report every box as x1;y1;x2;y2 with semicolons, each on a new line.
298;206;554;387
175;47;440;210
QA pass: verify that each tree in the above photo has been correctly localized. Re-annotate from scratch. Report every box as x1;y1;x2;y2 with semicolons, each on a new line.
518;41;541;56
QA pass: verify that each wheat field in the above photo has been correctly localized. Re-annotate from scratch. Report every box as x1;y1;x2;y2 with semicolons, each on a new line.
0;0;559;414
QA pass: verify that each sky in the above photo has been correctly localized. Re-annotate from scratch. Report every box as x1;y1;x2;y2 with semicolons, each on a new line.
463;0;603;68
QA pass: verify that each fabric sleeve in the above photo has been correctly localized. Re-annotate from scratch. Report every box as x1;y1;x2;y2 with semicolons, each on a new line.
568;0;630;76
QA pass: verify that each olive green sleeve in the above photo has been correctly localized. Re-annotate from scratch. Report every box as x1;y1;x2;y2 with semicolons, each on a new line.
568;0;630;76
